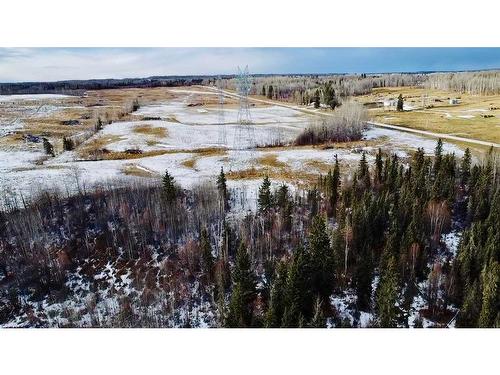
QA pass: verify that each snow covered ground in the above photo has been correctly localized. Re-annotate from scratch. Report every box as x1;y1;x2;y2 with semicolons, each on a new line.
0;89;468;207
2;257;216;328
363;127;465;157
0;94;72;102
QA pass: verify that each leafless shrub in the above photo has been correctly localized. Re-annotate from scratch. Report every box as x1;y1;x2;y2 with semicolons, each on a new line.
296;101;368;145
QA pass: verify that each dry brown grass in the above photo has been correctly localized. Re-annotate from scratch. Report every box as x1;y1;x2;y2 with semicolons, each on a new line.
357;86;500;144
99;150;171;161
181;147;227;170
78;134;175;160
121;164;155;177
181;158;197;169
133;124;168;137
304;160;332;173
257;153;287;169
77;135;124;158
226;167;263;180
146;140;159;147
191;147;227;157
226;166;318;186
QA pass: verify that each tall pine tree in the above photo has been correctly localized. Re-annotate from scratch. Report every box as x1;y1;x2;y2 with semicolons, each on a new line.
226;242;257;327
162;170;177;204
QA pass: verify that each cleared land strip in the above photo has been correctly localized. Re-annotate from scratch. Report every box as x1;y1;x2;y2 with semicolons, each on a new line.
366;121;500;148
202;86;500;149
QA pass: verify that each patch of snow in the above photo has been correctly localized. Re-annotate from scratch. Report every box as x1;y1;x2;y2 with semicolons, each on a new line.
0;94;73;102
465;109;488;112
364;126;464;156
442;231;462;257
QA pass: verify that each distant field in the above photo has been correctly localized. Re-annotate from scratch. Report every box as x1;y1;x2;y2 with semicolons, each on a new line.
355;87;500;144
0;86;470;205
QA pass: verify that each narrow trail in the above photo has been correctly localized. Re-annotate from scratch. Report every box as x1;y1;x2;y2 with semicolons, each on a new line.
201;86;500;149
366;121;499;148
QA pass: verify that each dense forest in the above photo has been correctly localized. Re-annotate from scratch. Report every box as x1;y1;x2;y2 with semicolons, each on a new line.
225;73;426;104
3;70;499;99
0;76;205;95
0;141;498;327
425;70;500;95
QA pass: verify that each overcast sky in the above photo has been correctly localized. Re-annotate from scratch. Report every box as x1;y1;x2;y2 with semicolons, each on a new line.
0;48;499;82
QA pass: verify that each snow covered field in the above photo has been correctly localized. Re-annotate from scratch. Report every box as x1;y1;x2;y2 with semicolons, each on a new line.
0;94;72;102
0;88;467;209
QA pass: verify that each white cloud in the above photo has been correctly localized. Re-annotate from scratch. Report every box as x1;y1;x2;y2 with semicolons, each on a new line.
0;48;284;82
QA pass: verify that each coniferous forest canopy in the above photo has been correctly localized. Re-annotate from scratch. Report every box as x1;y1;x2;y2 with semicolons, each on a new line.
0;141;498;327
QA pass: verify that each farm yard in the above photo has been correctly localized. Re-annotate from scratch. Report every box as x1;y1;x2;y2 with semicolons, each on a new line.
355;86;500;145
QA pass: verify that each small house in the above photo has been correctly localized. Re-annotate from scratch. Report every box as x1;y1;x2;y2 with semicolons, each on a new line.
449;98;460;105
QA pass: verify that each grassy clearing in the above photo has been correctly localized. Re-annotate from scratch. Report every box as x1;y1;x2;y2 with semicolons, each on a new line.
133;124;168;137
77;135;124;158
181;147;227;170
304;160;332;173
78;134;174;160
99;150;171;160
191;147;227;157
181;158;197;169
357;86;500;144
226;166;318;186
257;153;287;169
121;164;155;177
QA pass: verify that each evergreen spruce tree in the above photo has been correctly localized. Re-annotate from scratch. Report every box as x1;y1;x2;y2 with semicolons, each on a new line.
258;175;273;213
375;148;383;185
275;183;293;231
162;170;177;204
267;85;274;99
308;216;335;301
62;136;74;151
396;94;404;111
43;138;55;157
326;155;341;217
433;138;443;175
376;256;399;327
282;246;313;326
314;90;321;109
478;261;499;327
261;86;266;97
358;152;371;189
265;262;288;327
456;281;481;327
351;197;375;310
226;242;256;327
95;116;103;132
460;148;472;187
323;81;339;109
216;167;229;211
309;296;326;327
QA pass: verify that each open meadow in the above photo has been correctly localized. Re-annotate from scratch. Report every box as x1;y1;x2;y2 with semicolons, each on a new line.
0;85;468;210
355;86;500;145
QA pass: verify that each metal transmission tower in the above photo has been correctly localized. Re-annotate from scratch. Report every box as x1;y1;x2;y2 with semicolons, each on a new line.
233;66;255;151
216;77;227;146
